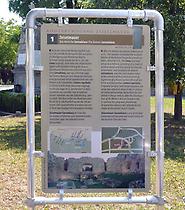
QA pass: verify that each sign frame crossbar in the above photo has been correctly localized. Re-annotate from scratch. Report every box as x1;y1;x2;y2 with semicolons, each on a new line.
25;8;164;209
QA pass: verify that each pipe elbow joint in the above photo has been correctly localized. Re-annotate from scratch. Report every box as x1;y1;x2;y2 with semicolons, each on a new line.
26;8;46;29
144;10;164;31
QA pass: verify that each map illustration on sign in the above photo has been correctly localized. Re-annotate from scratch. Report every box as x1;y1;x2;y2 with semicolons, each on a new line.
49;127;91;153
102;127;144;154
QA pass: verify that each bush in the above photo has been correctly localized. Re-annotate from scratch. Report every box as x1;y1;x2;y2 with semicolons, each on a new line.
0;91;40;113
35;94;41;112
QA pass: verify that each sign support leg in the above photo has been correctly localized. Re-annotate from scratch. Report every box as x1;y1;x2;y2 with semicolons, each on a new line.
26;27;36;203
155;28;164;209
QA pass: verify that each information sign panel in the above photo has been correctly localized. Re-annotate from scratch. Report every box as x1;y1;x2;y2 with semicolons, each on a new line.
41;24;150;193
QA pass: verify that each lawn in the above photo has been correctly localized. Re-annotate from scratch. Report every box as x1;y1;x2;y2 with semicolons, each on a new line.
0;97;185;209
150;96;185;115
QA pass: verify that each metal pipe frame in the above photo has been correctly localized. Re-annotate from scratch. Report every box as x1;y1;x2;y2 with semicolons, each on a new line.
26;27;35;199
25;8;164;208
25;195;165;208
155;29;164;198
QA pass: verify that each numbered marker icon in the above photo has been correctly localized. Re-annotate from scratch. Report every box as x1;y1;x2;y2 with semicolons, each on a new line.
47;34;58;44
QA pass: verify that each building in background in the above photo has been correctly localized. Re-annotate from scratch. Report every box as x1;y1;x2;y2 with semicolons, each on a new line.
13;26;41;94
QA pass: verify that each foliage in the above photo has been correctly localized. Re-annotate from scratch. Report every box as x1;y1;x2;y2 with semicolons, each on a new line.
9;0;185;84
9;0;93;19
90;0;185;120
9;0;62;18
0;68;14;84
90;0;185;85
0;91;40;113
164;15;185;84
0;91;26;113
8;0;185;119
0;19;20;71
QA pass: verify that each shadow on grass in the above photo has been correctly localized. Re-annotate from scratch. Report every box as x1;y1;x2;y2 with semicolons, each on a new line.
0;114;184;161
151;113;185;161
0;116;41;151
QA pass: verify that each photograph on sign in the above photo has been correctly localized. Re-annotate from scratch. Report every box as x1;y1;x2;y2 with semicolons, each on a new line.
48;152;145;190
41;24;150;192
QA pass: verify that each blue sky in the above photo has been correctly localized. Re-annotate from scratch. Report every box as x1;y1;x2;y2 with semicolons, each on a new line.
0;0;22;24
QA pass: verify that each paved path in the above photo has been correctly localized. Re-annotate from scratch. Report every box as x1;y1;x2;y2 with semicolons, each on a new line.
0;85;14;91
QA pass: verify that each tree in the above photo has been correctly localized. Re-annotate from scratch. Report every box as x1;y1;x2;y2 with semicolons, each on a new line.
148;1;185;121
9;0;91;20
0;19;20;84
91;0;185;120
9;0;62;19
164;15;185;120
9;0;185;119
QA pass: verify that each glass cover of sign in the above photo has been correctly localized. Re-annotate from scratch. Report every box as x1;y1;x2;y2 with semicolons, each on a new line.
41;24;150;193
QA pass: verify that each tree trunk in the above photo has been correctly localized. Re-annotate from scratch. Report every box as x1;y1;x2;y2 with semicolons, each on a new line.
174;82;183;121
66;0;78;23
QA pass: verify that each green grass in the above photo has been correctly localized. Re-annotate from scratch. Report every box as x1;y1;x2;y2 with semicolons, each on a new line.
150;96;185;115
0;97;185;209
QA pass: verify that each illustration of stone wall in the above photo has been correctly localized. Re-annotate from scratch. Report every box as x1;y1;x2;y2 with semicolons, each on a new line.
106;154;144;174
48;153;65;182
67;157;105;175
48;153;145;183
